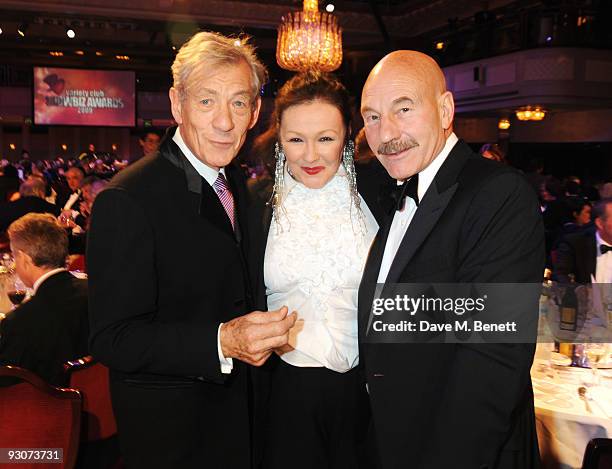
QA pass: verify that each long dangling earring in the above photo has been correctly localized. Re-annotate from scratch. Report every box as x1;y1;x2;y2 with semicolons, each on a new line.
342;140;360;210
342;140;365;232
268;142;287;230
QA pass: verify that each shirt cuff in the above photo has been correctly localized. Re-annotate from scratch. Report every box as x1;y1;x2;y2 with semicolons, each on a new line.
217;323;233;374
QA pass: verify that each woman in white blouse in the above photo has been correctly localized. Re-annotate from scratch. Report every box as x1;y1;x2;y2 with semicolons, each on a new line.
250;72;387;469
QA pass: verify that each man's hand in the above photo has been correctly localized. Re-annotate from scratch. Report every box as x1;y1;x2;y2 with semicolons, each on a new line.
219;307;297;366
79;201;91;217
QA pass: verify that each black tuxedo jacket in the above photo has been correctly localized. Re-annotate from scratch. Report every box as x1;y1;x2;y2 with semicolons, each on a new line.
87;127;254;468
553;229;597;284
358;141;545;469
0;196;60;232
56;189;83;212
0;271;89;387
0;175;19;202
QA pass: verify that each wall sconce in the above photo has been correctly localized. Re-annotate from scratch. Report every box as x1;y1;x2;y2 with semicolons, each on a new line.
498;118;511;130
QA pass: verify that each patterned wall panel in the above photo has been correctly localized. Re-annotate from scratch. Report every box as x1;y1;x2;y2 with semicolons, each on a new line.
585;60;612;83
486;62;516;86
524;57;574;81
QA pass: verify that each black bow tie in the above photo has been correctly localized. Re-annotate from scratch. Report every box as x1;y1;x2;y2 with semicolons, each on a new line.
601;244;612;255
390;174;419;211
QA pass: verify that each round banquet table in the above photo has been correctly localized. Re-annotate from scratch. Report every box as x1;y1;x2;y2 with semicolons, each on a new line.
532;353;612;469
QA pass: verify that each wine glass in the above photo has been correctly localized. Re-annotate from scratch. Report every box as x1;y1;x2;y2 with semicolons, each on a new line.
585;343;609;386
6;277;26;309
0;253;14;273
59;211;75;229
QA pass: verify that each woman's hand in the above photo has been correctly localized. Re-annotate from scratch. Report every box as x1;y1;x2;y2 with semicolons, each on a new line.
274;343;295;355
274;318;303;355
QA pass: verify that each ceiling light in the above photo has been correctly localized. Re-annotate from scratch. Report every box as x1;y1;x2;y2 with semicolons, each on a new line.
17;23;27;37
49;51;64;57
66;27;76;39
436;41;445;50
515;107;546;121
75;50;85;55
95;51;103;56
325;3;335;12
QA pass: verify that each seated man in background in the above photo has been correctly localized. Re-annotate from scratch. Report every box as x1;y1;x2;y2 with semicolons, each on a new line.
79;176;108;227
0;177;60;232
0;213;88;386
57;166;86;213
64;176;108;255
554;197;612;284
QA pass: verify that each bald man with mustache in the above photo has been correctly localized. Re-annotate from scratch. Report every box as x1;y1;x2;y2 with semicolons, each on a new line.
357;51;544;469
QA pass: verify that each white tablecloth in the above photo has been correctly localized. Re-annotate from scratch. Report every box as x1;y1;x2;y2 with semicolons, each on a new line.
532;356;612;469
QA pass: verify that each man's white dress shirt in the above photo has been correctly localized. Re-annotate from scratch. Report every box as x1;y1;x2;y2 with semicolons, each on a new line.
595;231;612;284
64;190;81;211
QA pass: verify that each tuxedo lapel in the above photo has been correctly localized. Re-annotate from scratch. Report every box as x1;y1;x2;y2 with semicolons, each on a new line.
358;219;393;338
262;203;273;240
225;163;245;243
586;234;597;280
158;126;238;241
384;141;472;285
384;182;458;284
255;199;274;307
199;180;235;238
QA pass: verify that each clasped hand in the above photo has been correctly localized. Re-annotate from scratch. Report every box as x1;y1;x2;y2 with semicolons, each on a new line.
220;306;296;366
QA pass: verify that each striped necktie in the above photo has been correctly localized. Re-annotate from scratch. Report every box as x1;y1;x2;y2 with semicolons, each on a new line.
213;172;235;230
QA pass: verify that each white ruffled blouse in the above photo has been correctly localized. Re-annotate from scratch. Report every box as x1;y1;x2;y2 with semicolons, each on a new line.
264;166;378;372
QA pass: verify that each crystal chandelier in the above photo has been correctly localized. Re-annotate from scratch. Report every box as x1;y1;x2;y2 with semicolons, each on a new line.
276;0;343;72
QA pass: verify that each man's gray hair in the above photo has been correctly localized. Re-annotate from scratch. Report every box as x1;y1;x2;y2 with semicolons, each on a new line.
171;31;268;103
8;213;68;268
19;177;46;198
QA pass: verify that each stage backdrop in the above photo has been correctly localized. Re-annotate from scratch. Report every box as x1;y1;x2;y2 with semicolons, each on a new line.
33;67;136;127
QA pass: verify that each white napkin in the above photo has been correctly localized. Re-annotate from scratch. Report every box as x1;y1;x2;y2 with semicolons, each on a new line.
590;386;612;418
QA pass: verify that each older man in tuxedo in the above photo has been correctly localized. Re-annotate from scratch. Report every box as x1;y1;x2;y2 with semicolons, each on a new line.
87;32;295;469
358;51;545;469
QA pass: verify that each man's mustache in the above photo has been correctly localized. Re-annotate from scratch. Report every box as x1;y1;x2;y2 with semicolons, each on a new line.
377;138;419;155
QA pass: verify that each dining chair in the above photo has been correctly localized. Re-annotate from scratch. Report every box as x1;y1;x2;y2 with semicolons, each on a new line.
0;365;82;469
64;356;122;469
581;438;612;469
